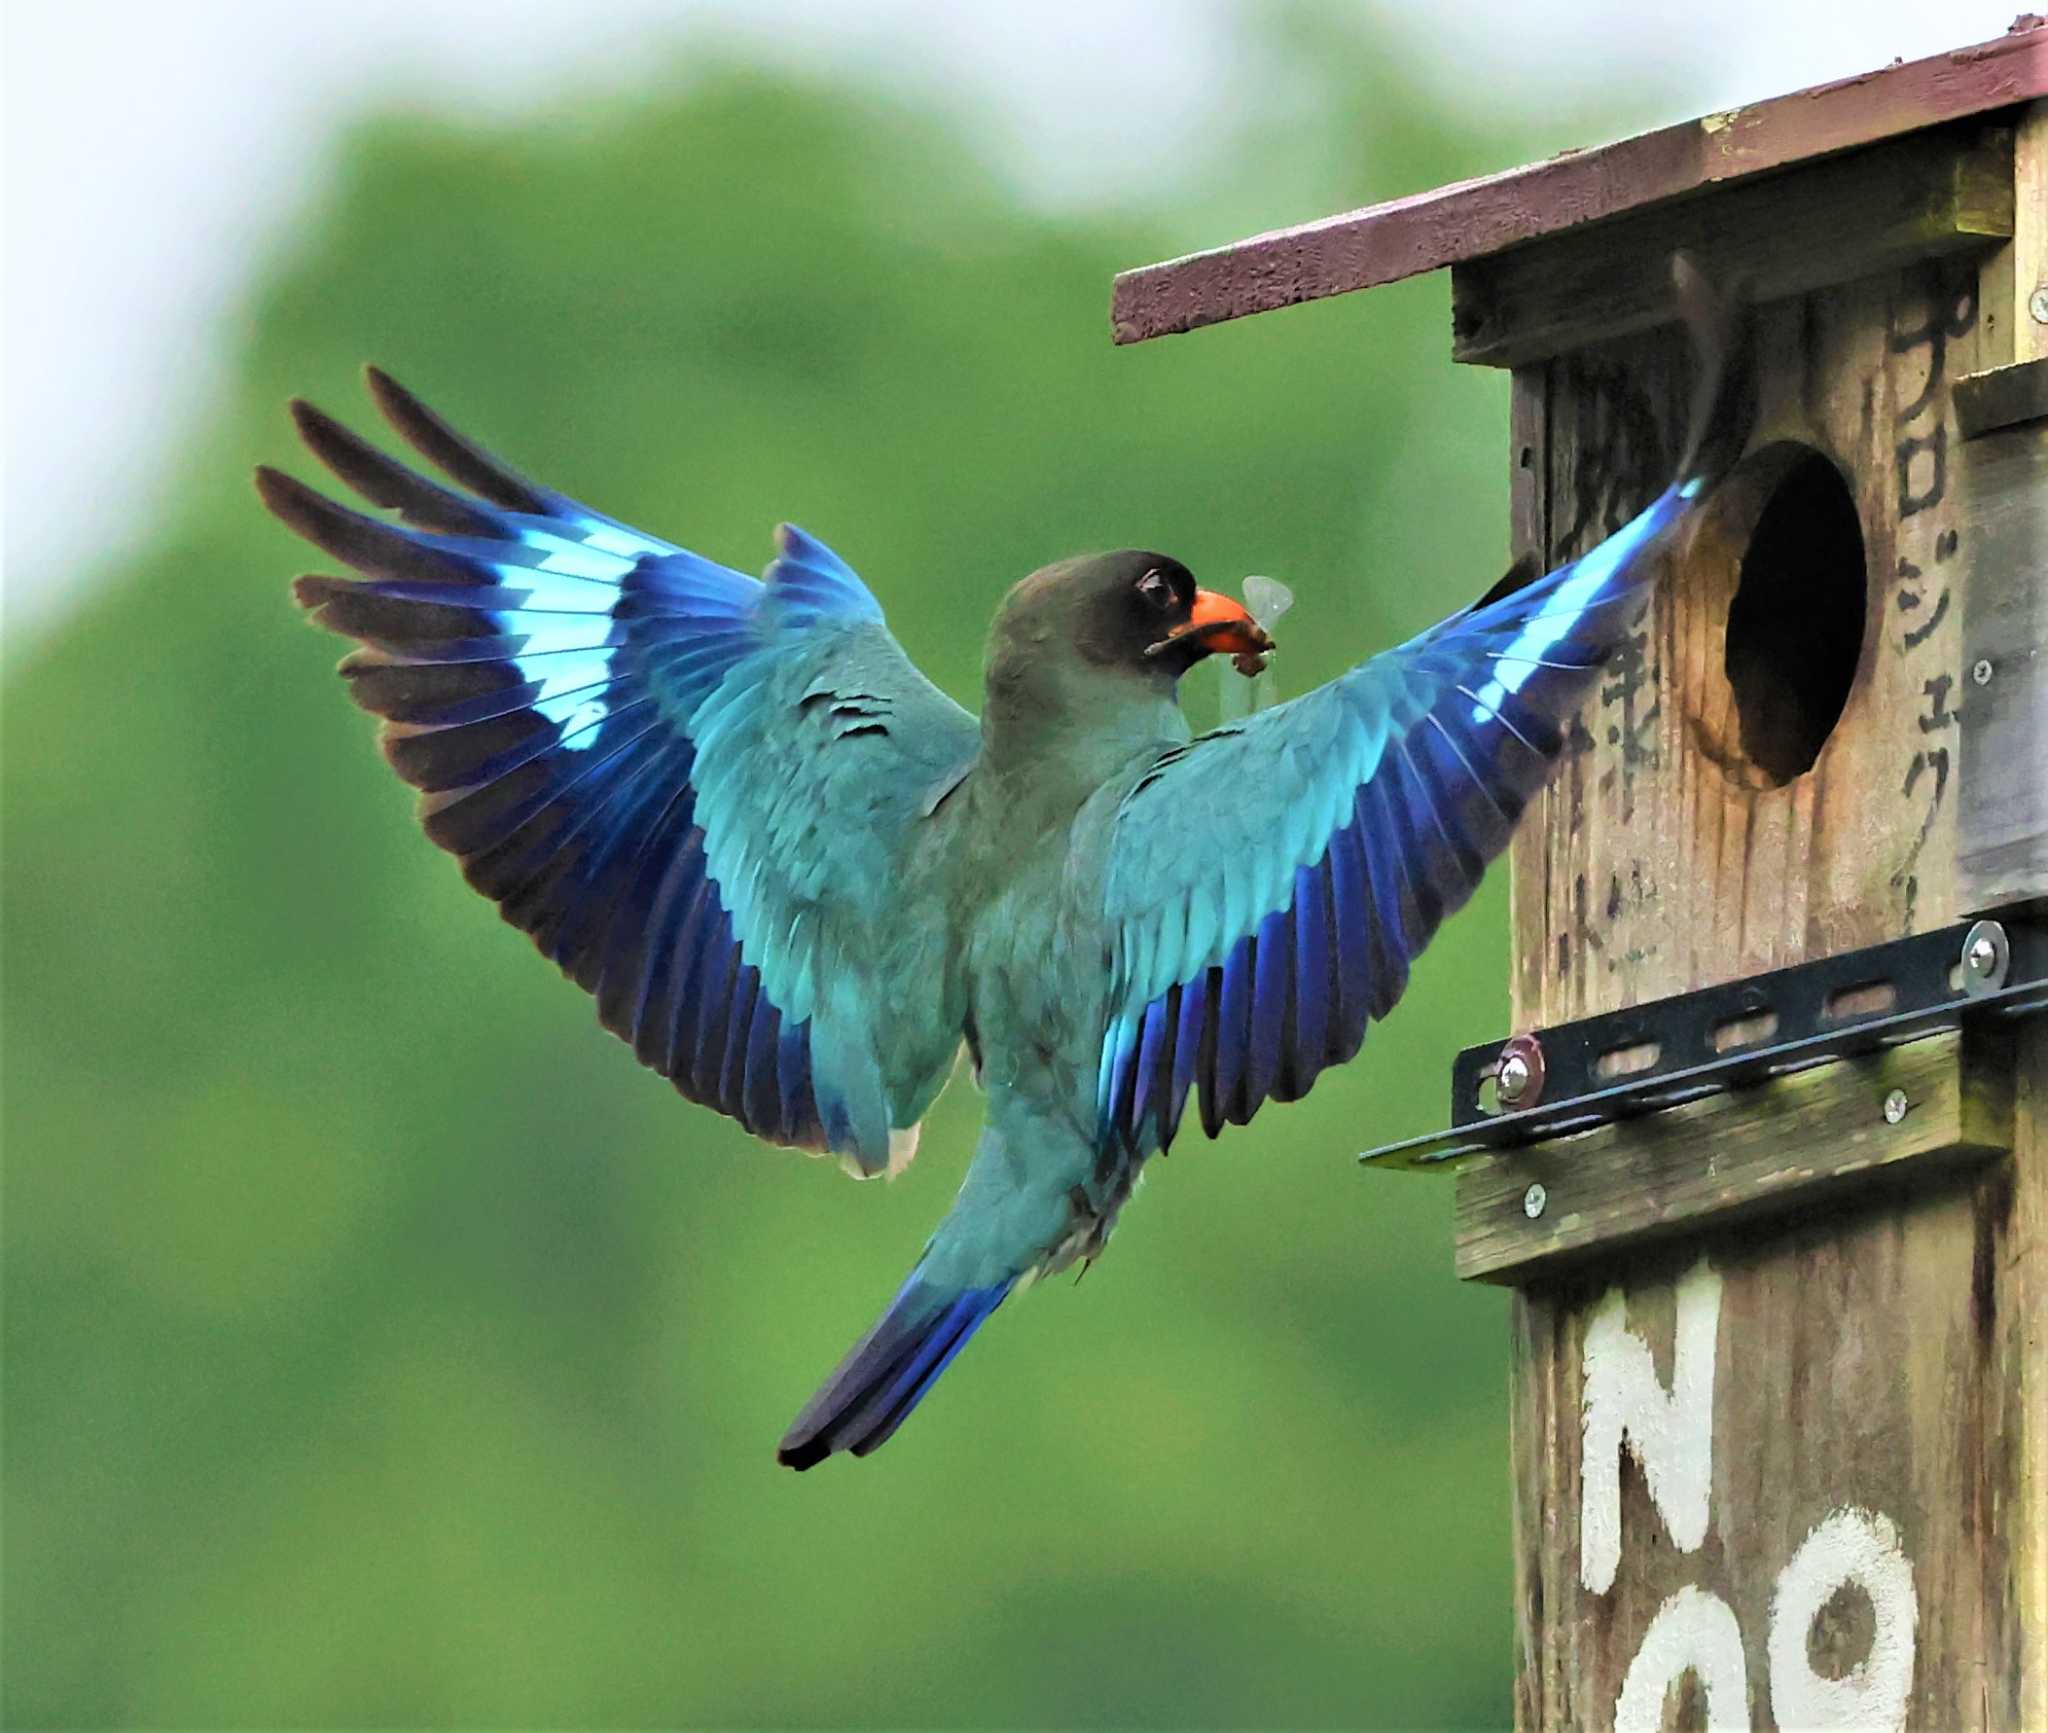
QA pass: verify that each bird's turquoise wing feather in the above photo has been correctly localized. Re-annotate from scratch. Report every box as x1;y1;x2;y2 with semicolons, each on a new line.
1095;487;1689;1151
264;372;977;1175
1096;261;1754;1155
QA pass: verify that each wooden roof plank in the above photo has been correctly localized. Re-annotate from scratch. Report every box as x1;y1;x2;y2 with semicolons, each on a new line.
1111;20;2048;345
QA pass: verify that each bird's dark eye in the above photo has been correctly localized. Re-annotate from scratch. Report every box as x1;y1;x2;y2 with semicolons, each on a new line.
1136;569;1176;610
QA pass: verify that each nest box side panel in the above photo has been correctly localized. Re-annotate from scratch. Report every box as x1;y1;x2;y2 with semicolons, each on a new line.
1957;414;2048;907
1958;99;2048;911
1507;260;1989;1031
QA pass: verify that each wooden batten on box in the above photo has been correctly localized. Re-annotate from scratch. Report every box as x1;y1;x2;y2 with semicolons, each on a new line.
1118;25;2046;1731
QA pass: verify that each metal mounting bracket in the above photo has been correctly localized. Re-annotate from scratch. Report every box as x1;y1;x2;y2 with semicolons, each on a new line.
1359;908;2048;1172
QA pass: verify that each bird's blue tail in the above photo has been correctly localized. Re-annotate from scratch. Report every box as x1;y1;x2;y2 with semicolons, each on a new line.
777;1274;1014;1469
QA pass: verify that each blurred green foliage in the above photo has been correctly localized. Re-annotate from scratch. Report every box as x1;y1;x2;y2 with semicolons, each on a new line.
3;15;1614;1727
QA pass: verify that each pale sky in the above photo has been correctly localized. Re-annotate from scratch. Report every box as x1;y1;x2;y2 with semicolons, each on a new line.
2;0;2027;641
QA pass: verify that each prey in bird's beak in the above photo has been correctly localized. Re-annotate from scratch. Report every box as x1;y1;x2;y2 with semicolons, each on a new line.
1146;588;1277;677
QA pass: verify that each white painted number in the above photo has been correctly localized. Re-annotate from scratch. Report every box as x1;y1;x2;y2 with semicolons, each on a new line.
1768;1508;1918;1732
1581;1258;1723;1595
1583;1259;1919;1732
1613;1585;1749;1733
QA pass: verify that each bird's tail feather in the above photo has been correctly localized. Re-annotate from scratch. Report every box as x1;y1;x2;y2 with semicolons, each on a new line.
777;1273;1014;1470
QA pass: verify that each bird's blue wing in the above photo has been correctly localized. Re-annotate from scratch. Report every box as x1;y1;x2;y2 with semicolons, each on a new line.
1095;261;1754;1155
265;371;978;1176
1095;488;1689;1152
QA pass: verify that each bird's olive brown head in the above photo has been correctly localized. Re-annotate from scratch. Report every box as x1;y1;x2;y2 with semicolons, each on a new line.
998;550;1274;684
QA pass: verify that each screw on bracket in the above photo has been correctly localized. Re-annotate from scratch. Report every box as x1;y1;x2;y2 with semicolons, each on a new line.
1883;1089;1910;1125
2030;284;2048;326
1972;658;1994;688
1523;1183;1548;1220
1492;1032;1547;1110
1961;919;2011;997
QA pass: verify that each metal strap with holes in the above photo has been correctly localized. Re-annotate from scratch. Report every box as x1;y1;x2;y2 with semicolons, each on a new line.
1360;910;2048;1171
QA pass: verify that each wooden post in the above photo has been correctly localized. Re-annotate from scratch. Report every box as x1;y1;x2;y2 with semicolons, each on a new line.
1112;30;2048;1729
1476;106;2048;1733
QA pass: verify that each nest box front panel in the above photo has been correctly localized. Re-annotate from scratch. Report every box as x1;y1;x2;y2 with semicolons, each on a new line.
1507;258;1990;1029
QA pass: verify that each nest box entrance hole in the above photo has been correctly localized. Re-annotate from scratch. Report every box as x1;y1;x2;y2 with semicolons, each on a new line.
1685;442;1868;789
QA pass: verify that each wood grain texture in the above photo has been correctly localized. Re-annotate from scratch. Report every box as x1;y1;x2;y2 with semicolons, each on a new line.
1507;260;1988;1031
1974;100;2048;376
1110;23;2047;344
1496;245;2043;1727
1957;418;2048;909
1456;1030;2012;1283
1509;1078;2044;1730
1954;100;2048;912
2005;1023;2048;1730
2018;100;2048;366
1953;355;2048;437
1449;127;2014;369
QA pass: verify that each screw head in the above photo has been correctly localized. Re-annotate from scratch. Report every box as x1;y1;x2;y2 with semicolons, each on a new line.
2030;284;2048;326
1497;1052;1533;1105
1491;1032;1547;1110
1972;658;1994;688
1883;1089;1910;1125
1523;1183;1548;1219
1961;919;2011;996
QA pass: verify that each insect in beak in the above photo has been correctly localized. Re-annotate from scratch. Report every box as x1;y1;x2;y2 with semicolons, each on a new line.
1146;589;1276;673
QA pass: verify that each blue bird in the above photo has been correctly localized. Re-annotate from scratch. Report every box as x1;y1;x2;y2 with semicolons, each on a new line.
260;259;1751;1468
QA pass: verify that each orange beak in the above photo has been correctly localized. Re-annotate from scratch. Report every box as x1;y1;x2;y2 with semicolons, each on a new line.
1184;589;1273;656
1144;588;1276;673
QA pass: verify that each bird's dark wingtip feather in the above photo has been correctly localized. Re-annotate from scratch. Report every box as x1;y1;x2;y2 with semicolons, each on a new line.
254;465;378;565
256;467;348;552
362;367;440;451
287;397;363;469
360;365;549;513
291;388;525;537
290;572;349;620
1671;251;1757;489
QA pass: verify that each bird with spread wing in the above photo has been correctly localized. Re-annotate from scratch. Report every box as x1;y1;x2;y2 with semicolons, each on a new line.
261;259;1751;1469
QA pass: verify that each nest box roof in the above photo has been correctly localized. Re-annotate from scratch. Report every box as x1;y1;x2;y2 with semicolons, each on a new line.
1112;18;2048;346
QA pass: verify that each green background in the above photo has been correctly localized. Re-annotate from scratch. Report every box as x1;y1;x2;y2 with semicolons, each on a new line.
4;13;1640;1726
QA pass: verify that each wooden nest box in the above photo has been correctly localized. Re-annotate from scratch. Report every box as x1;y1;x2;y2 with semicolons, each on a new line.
1119;24;2047;1732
